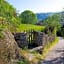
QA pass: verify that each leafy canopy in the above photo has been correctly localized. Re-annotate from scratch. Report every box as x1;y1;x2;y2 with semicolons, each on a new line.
19;10;38;24
43;14;61;30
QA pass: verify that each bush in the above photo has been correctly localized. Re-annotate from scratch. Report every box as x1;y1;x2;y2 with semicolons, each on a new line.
57;27;64;37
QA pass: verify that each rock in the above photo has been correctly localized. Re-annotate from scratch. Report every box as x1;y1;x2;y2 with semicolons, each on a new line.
0;30;20;64
13;33;28;49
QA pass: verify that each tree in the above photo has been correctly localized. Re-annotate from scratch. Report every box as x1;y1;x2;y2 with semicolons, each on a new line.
60;9;64;26
19;10;38;24
43;14;61;36
57;9;64;37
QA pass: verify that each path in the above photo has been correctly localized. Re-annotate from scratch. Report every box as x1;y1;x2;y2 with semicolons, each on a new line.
40;37;64;64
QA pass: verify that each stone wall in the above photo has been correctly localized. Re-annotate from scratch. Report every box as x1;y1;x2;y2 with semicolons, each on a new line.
32;31;55;47
13;31;55;49
13;33;28;49
33;31;49;46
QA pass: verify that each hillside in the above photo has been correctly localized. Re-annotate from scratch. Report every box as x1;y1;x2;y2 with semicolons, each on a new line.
0;0;20;32
36;13;55;21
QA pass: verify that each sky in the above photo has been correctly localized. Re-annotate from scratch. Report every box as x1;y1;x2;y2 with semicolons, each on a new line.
7;0;64;13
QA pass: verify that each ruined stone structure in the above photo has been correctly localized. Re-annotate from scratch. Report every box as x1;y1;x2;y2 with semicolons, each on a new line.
13;33;28;49
33;31;48;46
13;30;55;50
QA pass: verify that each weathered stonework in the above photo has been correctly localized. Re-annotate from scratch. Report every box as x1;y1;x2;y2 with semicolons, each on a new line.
13;33;28;49
14;31;55;49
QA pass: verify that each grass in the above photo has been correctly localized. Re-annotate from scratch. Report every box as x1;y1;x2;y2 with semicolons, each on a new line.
17;24;45;32
17;59;30;64
20;50;39;64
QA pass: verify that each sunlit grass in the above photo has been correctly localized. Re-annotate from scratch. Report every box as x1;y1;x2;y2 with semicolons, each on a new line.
17;24;45;32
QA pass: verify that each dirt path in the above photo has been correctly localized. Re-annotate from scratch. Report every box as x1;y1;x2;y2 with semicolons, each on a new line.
40;38;64;64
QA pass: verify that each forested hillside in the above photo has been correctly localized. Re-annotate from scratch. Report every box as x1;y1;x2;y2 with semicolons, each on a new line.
36;13;54;21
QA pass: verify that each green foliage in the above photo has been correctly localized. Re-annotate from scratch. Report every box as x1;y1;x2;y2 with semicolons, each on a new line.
57;26;64;37
60;11;64;24
43;14;61;35
17;24;45;32
19;10;38;24
57;11;64;37
0;17;7;38
0;31;5;38
0;0;20;32
60;28;64;37
17;60;30;64
44;14;61;30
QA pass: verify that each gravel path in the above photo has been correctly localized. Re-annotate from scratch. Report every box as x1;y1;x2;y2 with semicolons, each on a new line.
40;38;64;64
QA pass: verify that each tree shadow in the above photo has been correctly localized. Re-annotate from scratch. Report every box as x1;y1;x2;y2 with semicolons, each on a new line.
55;49;64;53
42;57;64;64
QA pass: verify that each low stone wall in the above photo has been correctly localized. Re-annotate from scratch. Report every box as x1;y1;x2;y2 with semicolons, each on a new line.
32;31;47;46
13;31;55;49
32;31;55;47
13;33;28;49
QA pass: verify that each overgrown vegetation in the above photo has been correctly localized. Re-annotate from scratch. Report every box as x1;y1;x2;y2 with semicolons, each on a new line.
43;14;61;36
17;59;30;64
57;25;64;37
0;17;7;38
0;0;20;32
57;11;64;37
